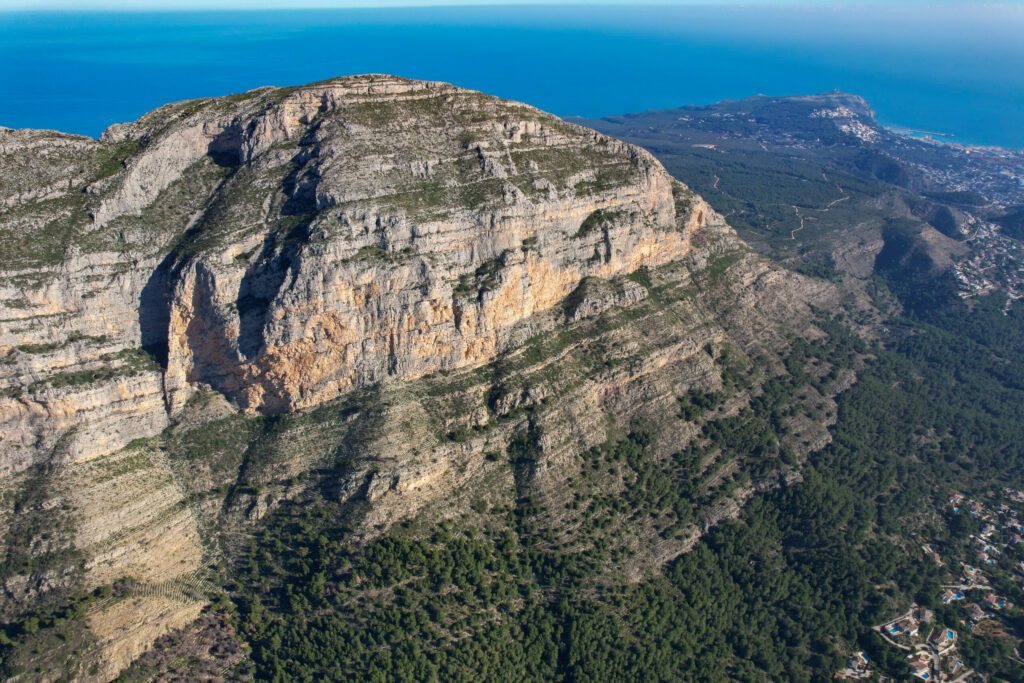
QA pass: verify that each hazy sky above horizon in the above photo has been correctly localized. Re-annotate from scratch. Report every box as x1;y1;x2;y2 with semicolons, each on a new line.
2;0;1018;10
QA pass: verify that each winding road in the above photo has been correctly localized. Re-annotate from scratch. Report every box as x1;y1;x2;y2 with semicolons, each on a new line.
789;174;849;240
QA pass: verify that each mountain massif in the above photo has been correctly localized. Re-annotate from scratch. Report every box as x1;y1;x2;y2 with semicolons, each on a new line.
23;73;1024;683
0;76;846;680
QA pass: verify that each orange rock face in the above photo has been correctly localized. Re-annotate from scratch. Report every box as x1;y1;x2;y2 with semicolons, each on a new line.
148;76;710;415
0;75;711;470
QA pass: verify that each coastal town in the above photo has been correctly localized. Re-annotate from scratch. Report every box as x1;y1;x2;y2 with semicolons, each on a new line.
952;219;1024;307
897;140;1024;211
842;490;1024;681
887;127;1024;307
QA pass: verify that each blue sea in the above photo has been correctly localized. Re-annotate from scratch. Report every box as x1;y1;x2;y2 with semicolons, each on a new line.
1;5;1022;148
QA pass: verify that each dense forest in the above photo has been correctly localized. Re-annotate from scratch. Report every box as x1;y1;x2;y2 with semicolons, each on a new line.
220;269;1024;681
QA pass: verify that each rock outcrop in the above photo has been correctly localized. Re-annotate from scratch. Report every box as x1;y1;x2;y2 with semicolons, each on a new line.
1;75;708;474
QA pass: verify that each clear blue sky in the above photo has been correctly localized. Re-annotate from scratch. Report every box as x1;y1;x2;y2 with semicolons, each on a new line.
2;0;1012;10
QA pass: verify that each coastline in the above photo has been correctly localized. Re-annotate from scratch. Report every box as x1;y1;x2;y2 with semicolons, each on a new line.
881;122;1024;155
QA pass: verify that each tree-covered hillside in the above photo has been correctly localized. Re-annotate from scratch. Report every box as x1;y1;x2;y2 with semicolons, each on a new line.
210;286;1024;682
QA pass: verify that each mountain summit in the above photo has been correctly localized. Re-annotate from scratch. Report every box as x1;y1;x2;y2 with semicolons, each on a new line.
2;74;708;467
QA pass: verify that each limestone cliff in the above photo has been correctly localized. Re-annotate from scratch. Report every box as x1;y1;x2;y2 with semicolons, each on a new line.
0;76;838;681
1;75;706;474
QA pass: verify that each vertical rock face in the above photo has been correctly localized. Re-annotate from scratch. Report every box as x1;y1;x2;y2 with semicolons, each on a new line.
159;85;695;413
0;145;175;472
1;74;709;471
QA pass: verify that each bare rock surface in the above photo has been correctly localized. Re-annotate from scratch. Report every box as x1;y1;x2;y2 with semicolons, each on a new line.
1;74;708;473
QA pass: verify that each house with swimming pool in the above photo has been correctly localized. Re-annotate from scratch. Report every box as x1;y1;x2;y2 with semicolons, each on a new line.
930;627;958;654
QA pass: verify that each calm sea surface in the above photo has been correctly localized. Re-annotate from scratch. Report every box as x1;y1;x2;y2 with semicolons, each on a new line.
1;5;1022;147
